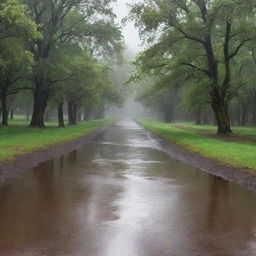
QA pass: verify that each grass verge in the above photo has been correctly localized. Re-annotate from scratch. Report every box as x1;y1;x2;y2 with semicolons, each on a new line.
136;119;256;172
0;119;114;161
174;122;256;141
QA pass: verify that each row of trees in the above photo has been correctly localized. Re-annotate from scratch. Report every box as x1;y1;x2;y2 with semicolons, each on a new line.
0;0;123;127
128;0;256;134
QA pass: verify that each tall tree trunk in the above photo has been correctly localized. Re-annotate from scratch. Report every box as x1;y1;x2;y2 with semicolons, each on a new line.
241;105;247;126
77;107;82;122
162;104;174;123
164;110;173;123
68;102;73;125
252;106;256;125
230;111;234;126
10;108;14;120
237;105;241;125
83;108;91;121
44;109;50;122
213;117;217;126
212;110;217;126
94;108;105;120
212;21;232;134
1;92;8;126
195;108;202;125
68;102;77;125
204;28;232;134
251;92;256;124
203;112;209;124
211;102;232;134
30;78;50;128
58;103;65;127
26;110;30;121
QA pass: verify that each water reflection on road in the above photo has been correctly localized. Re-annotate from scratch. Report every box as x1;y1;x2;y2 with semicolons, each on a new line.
0;120;255;256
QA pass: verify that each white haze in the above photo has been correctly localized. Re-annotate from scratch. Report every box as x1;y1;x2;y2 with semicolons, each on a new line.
106;0;153;119
114;0;142;52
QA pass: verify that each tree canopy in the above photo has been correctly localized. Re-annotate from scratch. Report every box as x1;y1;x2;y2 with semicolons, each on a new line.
128;0;256;133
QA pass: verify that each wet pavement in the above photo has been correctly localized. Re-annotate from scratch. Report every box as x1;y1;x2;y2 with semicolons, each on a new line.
0;119;255;256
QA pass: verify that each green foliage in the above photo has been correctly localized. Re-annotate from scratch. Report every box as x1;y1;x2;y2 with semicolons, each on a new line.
18;0;124;126
0;0;39;40
0;0;40;125
0;0;39;76
128;0;256;133
50;42;124;110
181;83;210;113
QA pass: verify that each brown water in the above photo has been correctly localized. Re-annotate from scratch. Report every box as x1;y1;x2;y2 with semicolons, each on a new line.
0;120;255;256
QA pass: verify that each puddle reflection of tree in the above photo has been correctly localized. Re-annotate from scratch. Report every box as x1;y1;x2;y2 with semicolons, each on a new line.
206;176;230;231
205;175;256;254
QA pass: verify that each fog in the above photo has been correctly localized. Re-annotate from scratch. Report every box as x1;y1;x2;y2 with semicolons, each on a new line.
106;1;155;119
114;0;142;52
106;97;155;119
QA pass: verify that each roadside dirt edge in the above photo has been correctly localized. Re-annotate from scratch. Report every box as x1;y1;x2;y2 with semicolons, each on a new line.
0;124;113;186
137;122;256;193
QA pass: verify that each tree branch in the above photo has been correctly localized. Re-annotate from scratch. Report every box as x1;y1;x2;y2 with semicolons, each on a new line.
176;26;206;45
51;73;76;84
7;87;33;95
181;62;210;76
229;39;251;60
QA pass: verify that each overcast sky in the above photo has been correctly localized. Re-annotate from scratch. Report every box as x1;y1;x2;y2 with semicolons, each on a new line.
113;0;142;53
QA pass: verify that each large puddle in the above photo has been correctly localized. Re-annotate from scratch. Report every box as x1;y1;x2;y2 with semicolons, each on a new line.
0;120;255;256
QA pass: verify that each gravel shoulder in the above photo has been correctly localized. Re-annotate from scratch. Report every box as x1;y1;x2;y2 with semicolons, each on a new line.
140;123;256;193
0;124;113;186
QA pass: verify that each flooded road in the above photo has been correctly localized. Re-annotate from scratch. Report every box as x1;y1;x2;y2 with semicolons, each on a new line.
0;119;256;256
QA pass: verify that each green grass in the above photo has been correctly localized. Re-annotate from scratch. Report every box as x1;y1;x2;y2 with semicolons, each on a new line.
0;119;114;161
8;116;64;127
174;122;256;140
137;119;256;171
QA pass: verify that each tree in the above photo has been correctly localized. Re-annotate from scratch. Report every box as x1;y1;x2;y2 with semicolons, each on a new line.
65;52;98;125
136;76;179;123
0;0;39;125
62;56;123;124
128;0;256;134
230;50;256;125
182;83;210;125
24;0;122;127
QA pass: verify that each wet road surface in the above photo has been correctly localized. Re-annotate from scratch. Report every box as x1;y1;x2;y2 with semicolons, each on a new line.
0;120;256;256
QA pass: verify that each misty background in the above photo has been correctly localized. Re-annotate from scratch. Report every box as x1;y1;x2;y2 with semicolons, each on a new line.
105;0;153;119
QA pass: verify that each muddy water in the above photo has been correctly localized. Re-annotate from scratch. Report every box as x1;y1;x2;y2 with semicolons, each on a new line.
0;120;255;256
